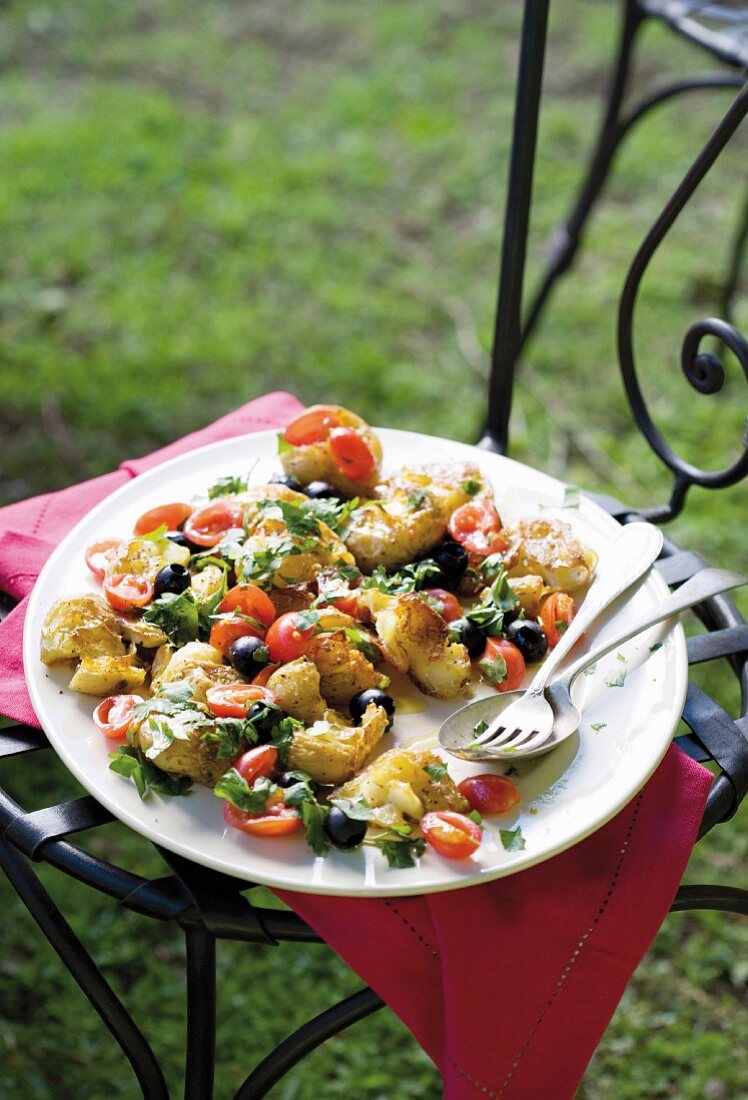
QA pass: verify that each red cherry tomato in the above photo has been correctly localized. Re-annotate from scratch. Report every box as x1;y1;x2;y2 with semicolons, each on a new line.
235;745;279;784
478;637;526;692
448;500;507;557
205;684;276;719
85;539;124;582
420;811;482;860
103;573;154;611
223;796;303;837
93;694;141;741
329;593;361;617
133;502;192;536
283;406;342;446
209;616;265;656
265;612;317;663
540;592;576;649
218;584;276;629
251;663;281;687
328;427;376;481
421;588;463;623
183;501;245;547
458;774;521;816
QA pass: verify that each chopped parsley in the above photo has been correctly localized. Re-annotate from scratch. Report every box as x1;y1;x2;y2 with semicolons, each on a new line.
649;642;663;653
462;478;482;496
360;560;440;595
207;473;249;499
423;763;448;781
590;722;607;732
465;567;521;637
478;650;507;686
366;826;426;869
108;745;193;799
406;489;431;512
342;626;381;665
562;485;581;509
604;670;627;688
143;589;201;646
499;826;525;852
214;771;278;812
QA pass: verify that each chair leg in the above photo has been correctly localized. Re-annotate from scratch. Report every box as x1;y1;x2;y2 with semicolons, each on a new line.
184;924;217;1100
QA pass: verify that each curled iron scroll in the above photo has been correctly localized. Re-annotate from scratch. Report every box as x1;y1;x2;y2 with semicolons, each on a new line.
617;80;748;521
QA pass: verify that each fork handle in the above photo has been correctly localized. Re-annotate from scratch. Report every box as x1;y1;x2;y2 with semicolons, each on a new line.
524;521;663;695
556;568;746;692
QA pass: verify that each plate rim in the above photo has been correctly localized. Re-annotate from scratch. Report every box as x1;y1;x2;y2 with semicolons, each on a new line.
22;426;688;896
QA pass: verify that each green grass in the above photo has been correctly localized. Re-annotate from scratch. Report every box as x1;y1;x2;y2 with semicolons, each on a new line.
0;0;746;1096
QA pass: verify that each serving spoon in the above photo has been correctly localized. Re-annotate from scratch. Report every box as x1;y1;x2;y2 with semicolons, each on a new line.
439;567;746;762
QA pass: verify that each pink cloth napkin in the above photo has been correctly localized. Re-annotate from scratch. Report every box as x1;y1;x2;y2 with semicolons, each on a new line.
0;393;712;1098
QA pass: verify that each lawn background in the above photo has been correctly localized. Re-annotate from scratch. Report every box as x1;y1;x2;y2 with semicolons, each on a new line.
0;1;746;1097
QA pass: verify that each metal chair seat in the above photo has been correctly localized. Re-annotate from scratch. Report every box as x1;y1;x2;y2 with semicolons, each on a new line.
642;0;748;68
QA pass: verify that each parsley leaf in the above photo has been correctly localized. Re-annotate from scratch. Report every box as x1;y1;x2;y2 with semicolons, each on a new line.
604;670;627;688
473;719;489;736
277;433;295;454
462;478;482;496
138;524;170;543
649;642;663;653
143;589;200;647
467;809;483;825
214;771;277;812
423;763;448;781
465;567;521;637
329;797;376;822
299;800;330;856
406;489;431;512
369;832;426;869
270;714;304;766
479;650;507;686
208;473;249;499
590;722;607;732
499;826;525;851
108;745;193;798
360;560;440;595
342;626;381;665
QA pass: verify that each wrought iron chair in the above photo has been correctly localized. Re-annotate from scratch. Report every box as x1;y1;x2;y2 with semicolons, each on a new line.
0;2;746;1096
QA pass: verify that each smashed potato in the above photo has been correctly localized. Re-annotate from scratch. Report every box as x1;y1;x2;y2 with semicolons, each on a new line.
305;630;382;708
280;405;383;497
287;702;388;784
333;748;468;829
501;518;596;593
361;591;471;698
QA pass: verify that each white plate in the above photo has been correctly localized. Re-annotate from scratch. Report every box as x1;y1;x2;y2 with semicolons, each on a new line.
23;429;687;897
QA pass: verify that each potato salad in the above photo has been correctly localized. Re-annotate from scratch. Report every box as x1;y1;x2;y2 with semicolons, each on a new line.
40;405;596;867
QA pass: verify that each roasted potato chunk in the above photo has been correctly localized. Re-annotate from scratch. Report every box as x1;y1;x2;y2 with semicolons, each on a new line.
68;654;147;696
280;406;383;497
267;582;315;616
153;641;241;703
266;658;326;725
106;536;190;583
375;461;485;523
240;517;355;588
361;591;471;698
305;630;382;708
287;702;387;784
342;493;445;574
501;518;596;593
40;596;126;665
505;574;548;619
333;748;468;828
133;711;229;787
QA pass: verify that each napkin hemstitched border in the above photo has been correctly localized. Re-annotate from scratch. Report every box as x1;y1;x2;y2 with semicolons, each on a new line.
384;900;440;958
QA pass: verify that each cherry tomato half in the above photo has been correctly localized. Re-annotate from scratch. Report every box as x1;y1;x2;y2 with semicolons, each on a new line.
328;427;376;481
103;573;154;611
420;811;482;860
205;684;276;719
458;774;521;816
448;500;507;557
218;584;276;629
235;745;279;784
134;502;192;537
540;592;576;649
209;615;265;656
85;539;124;582
478;637;526;693
223;797;303;837
93;694;141;740
183;501;245;547
265;612;317;663
283;406;342;447
421;588;463;623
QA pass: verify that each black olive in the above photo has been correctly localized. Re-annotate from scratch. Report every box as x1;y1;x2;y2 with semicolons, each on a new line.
505;620;548;663
349;688;395;729
448;617;485;658
166;530;197;551
153;563;191;597
431;541;469;590
228;635;270;678
269;474;303;492
304;480;341;500
501;607;522;630
323;805;368;850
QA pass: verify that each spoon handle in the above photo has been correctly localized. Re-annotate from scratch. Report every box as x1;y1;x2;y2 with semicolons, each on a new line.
525;522;663;694
557;568;746;692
